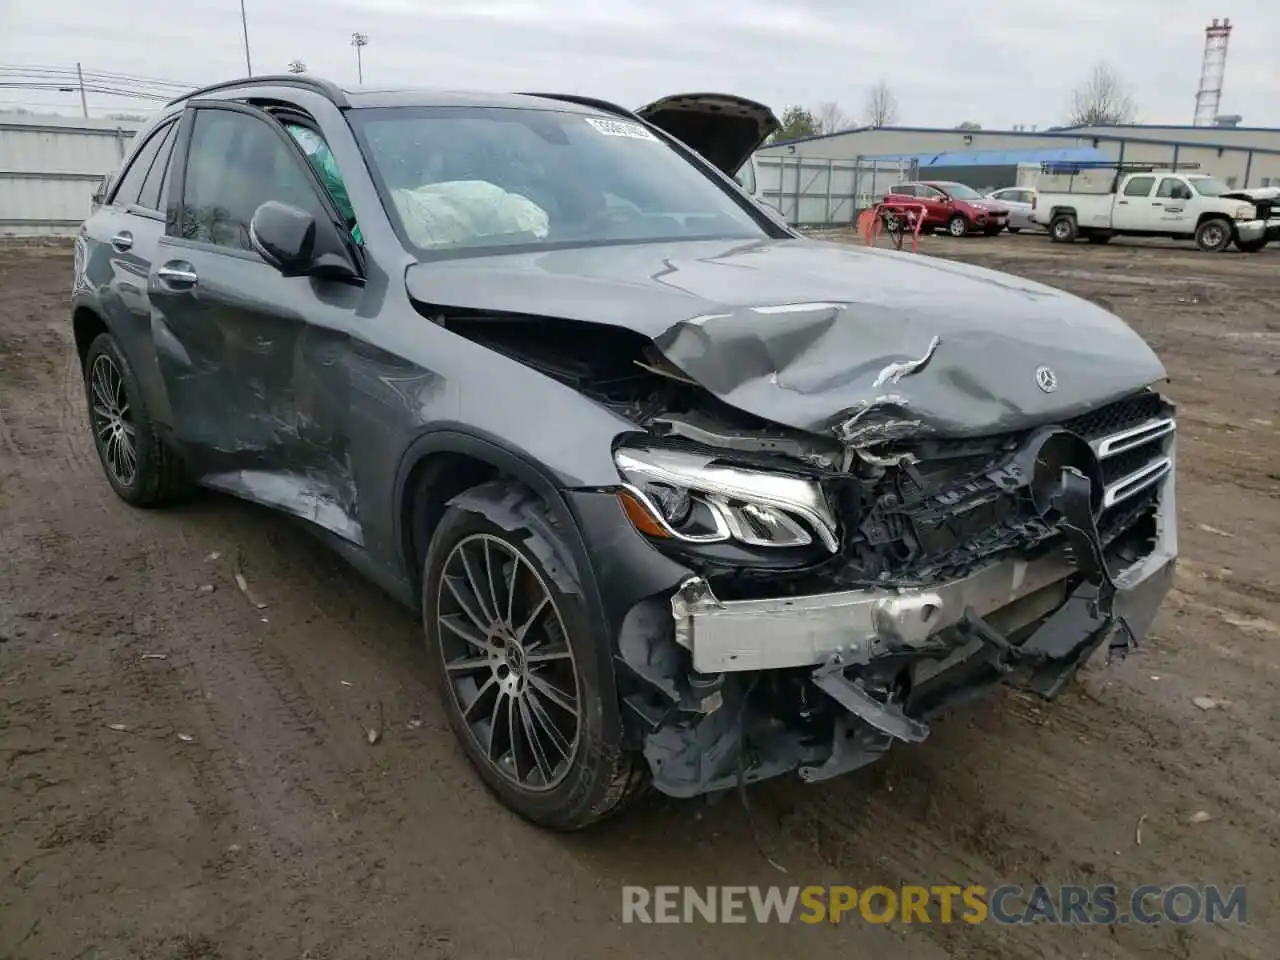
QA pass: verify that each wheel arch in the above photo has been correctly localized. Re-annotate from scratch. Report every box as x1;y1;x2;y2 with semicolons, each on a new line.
72;305;110;369
394;426;601;611
1196;211;1232;229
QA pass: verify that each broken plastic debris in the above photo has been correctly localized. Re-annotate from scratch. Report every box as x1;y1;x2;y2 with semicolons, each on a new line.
196;584;216;595
1135;813;1147;845
340;680;353;687
1193;696;1224;710
1189;811;1215;824
407;718;424;730
107;723;128;732
1197;524;1236;538
177;733;194;743
139;653;168;661
206;551;221;561
366;727;381;745
233;562;268;609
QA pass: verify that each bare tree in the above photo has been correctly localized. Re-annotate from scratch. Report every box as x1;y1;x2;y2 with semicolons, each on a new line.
954;120;982;130
1068;61;1136;126
863;81;899;128
287;59;308;74
815;101;851;134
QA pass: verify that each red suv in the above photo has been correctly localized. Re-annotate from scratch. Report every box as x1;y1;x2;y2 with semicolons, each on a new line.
882;181;1010;237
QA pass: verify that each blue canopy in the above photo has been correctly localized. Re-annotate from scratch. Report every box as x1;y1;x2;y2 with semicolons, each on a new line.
868;147;1109;167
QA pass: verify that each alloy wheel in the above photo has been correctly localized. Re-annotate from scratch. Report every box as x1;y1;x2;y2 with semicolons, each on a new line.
89;353;137;486
435;533;581;791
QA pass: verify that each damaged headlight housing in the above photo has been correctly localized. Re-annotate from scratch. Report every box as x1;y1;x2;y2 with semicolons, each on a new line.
613;447;840;553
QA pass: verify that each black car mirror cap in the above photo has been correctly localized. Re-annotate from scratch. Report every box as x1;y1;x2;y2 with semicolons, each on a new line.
249;201;360;282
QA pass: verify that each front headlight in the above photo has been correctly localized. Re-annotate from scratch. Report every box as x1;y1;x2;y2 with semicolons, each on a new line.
613;447;840;552
1234;204;1256;220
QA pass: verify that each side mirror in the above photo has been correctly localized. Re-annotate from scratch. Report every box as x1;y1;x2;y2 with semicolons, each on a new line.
249;201;360;282
90;176;109;211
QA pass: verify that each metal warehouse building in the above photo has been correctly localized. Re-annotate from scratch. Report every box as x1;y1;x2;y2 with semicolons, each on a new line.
755;122;1280;226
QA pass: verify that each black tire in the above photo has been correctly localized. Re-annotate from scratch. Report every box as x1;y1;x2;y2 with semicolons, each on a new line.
947;214;969;238
1195;218;1232;253
1236;237;1268;253
83;332;188;507
1007;226;1022;235
1087;233;1113;245
422;481;644;830
1050;214;1077;243
983;224;1002;236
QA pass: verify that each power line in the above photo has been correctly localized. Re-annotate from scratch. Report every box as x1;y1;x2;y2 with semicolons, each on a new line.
0;64;197;89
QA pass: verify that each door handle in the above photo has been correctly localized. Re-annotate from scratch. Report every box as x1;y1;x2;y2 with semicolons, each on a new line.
1117;200;1129;205
109;231;133;252
156;262;198;288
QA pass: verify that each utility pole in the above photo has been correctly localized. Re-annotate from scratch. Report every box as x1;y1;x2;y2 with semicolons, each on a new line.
240;0;253;75
75;61;88;118
351;32;368;84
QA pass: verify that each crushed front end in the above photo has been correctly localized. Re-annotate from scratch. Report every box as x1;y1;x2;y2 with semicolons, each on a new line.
607;390;1177;797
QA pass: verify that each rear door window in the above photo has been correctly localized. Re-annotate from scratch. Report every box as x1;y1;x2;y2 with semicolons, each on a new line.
137;123;179;212
1123;176;1156;198
109;126;171;208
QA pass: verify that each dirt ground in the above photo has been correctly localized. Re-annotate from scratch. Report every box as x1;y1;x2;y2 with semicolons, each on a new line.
1;233;1277;960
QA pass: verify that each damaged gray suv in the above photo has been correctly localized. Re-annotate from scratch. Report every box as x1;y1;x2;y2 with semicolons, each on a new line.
73;76;1177;829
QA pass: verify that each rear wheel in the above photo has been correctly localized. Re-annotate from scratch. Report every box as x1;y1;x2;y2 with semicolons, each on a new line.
1195;218;1232;253
422;481;643;830
948;215;969;238
1236;237;1268;253
83;332;188;507
1050;214;1077;243
1007;226;1022;235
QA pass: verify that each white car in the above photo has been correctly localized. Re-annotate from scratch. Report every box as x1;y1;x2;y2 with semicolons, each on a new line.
986;187;1039;233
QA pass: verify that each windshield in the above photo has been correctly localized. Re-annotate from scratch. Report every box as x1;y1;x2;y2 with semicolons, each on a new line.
1188;176;1232;197
937;182;982;200
350;106;769;257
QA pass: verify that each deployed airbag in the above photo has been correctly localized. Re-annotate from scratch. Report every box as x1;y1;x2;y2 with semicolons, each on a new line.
391;180;550;249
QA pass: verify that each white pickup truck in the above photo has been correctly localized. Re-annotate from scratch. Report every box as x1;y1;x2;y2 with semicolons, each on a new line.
1033;167;1274;253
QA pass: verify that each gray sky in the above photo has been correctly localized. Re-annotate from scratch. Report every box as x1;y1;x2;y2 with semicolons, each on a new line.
2;0;1277;128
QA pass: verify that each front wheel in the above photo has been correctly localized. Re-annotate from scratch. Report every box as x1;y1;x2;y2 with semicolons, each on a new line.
948;215;969;238
422;482;644;830
1236;237;1268;253
1195;218;1232;253
83;332;188;507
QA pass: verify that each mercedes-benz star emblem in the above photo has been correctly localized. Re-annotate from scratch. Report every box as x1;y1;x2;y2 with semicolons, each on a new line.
1035;366;1058;393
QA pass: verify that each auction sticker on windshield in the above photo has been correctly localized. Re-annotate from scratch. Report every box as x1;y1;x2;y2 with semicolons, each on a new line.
584;117;658;141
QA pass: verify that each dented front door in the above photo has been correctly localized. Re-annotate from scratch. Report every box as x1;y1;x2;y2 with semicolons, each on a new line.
148;101;365;543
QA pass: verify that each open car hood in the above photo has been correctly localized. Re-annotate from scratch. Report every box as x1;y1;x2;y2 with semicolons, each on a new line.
406;238;1167;445
635;93;779;177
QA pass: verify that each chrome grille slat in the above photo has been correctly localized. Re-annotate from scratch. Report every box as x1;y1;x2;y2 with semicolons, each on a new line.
1103;457;1172;509
1092;416;1177;459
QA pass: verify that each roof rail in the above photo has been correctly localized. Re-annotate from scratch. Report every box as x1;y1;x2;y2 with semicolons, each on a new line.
517;92;637;119
166;75;349;108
